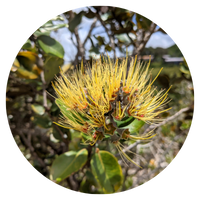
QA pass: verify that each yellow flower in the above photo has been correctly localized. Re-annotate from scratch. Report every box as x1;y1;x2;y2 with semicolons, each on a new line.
52;55;171;166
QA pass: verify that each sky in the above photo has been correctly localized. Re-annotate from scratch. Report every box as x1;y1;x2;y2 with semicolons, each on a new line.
50;7;175;64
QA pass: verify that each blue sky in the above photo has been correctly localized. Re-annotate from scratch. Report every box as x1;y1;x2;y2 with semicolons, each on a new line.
51;8;175;64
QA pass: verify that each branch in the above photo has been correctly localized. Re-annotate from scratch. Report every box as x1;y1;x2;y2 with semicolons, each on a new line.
121;107;190;154
96;12;116;59
143;107;190;134
40;71;48;109
115;18;136;47
6;73;54;101
83;18;97;46
132;23;157;56
18;130;46;169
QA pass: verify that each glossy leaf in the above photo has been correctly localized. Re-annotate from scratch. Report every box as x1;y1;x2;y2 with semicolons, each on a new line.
37;35;65;58
16;66;39;79
34;30;50;37
50;149;88;183
43;56;64;84
114;115;135;128
90;150;123;193
124;119;145;134
17;51;43;70
31;104;45;115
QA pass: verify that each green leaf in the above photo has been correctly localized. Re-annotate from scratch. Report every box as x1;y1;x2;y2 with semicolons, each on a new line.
55;99;89;125
105;44;112;52
104;134;111;139
125;119;145;134
43;56;64;84
89;37;100;55
52;127;62;141
37;35;65;58
81;132;92;142
50;149;88;182
55;99;78;123
32;113;52;128
84;9;96;19
50;101;59;112
34;30;50;37
180;64;190;75
16;66;39;79
94;36;105;46
38;23;68;33
89;46;100;54
85;170;98;187
80;178;91;193
136;14;152;30
68;12;83;32
90;150;123;193
31;104;45;115
114;115;135;128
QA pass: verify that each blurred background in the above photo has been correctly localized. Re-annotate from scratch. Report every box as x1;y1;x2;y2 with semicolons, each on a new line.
6;6;193;193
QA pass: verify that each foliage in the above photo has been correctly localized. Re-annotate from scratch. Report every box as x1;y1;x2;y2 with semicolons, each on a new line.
6;6;193;193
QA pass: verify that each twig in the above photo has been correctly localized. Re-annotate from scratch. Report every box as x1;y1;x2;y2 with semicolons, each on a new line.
68;11;85;66
96;12;116;59
132;23;157;56
143;107;190;134
118;107;190;155
18;130;46;169
40;71;48;109
83;18;97;46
